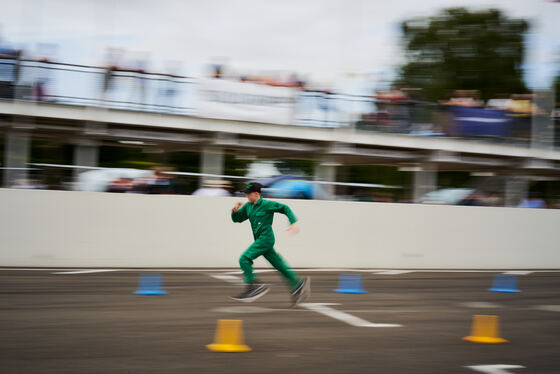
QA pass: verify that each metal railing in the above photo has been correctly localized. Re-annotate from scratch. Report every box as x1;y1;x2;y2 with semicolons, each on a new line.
0;58;558;148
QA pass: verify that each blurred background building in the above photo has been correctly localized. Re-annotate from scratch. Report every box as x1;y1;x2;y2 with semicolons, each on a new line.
0;0;559;208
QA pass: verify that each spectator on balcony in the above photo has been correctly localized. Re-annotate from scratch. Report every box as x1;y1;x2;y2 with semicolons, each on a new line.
192;180;232;197
0;48;22;99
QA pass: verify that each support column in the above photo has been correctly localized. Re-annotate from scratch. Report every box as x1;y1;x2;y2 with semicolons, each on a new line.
3;130;31;187
314;157;338;199
73;138;99;179
412;163;437;203
200;146;224;187
504;176;529;207
531;90;555;149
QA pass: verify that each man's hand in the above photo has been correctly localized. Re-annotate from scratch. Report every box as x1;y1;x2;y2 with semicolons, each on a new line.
286;223;299;235
232;202;243;212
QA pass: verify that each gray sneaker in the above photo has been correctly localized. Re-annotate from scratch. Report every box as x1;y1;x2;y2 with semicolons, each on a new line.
231;283;269;303
291;277;311;306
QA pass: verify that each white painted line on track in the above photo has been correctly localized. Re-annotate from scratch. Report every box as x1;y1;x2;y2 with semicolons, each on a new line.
502;271;533;275
299;303;402;328
532;305;560;312
223;269;276;275
212;306;303;314
373;270;415;275
460;302;501;309
52;269;121;275
465;364;525;373
209;274;243;284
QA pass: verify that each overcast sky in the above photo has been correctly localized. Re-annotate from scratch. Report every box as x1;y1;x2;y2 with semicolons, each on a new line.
0;0;558;92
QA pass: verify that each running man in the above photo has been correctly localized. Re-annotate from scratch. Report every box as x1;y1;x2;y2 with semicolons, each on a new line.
231;182;310;304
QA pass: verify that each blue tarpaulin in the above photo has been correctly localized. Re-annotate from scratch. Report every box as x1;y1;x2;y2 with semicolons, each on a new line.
450;106;511;137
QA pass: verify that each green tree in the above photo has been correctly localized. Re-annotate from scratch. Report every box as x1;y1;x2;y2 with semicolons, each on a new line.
397;8;529;101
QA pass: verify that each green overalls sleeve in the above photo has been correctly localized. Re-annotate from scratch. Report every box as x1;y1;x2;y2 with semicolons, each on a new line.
268;201;298;224
231;203;249;222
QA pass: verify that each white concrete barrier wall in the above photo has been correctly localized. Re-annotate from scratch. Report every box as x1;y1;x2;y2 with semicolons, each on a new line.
1;189;559;268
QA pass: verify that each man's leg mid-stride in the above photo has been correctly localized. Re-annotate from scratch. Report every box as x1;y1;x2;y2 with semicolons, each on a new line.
239;240;270;284
263;249;309;305
232;240;271;302
263;248;301;290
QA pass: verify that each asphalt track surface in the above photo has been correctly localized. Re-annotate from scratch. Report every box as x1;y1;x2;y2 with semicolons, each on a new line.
1;269;559;373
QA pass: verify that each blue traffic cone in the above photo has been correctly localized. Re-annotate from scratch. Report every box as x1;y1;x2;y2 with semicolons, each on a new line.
133;273;168;295
334;273;368;294
488;274;521;293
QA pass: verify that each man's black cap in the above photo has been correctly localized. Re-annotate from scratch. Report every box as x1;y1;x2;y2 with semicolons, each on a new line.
243;182;262;194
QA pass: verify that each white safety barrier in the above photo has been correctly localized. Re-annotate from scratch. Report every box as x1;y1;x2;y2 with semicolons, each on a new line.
1;189;558;268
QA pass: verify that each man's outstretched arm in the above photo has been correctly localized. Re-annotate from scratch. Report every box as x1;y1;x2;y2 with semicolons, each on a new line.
231;202;249;223
269;201;299;233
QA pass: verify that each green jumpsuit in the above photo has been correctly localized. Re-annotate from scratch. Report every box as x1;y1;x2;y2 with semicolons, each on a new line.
231;196;302;290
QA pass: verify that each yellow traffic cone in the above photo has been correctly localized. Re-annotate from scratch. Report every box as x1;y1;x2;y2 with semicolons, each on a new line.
463;315;509;344
206;319;252;352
